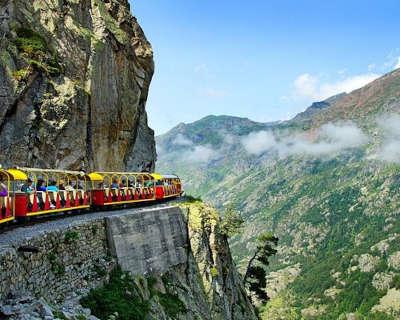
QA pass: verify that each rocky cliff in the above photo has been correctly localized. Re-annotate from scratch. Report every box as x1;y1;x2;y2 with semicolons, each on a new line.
0;0;155;171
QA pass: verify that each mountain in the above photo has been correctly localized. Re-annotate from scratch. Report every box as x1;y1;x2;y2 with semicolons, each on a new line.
0;0;155;171
156;69;400;319
292;92;346;122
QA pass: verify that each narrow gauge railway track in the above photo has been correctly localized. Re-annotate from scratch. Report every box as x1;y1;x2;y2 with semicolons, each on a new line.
0;198;183;247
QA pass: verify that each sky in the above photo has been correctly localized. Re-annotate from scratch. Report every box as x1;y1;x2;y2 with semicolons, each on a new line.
130;0;400;135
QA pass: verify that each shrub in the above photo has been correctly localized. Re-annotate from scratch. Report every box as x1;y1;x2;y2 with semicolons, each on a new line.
15;28;47;55
14;28;62;76
158;292;186;318
210;266;219;278
219;205;244;237
81;267;150;320
64;231;80;244
47;253;65;276
184;195;202;202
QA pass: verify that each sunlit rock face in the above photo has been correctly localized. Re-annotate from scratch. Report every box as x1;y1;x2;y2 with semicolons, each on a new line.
0;0;155;171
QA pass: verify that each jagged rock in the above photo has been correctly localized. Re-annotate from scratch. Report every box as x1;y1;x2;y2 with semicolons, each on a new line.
36;298;54;318
0;294;100;320
0;0;155;171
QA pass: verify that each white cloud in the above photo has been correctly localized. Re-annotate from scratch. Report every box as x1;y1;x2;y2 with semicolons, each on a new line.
394;57;400;70
241;131;277;155
294;72;380;101
374;114;400;163
281;122;368;157
294;73;319;100
173;134;193;146
241;122;368;158
183;145;217;163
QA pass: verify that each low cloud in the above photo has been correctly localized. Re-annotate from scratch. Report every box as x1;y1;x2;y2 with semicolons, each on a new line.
241;131;277;156
374;114;400;163
294;73;380;101
182;145;217;163
173;134;193;146
241;122;368;158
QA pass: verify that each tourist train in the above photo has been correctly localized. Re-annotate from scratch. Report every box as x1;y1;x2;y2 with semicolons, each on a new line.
0;167;183;226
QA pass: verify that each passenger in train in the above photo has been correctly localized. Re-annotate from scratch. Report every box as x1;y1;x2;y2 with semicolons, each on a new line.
21;178;34;193
76;180;84;190
59;180;66;191
0;177;8;197
144;180;154;188
119;179;127;188
111;179;119;189
58;180;67;207
64;181;74;191
47;180;59;192
36;179;47;192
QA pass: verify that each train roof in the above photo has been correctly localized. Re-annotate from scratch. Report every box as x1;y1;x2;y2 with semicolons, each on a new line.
161;174;180;179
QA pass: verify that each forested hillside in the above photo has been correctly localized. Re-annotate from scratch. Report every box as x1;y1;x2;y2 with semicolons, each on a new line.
156;68;400;319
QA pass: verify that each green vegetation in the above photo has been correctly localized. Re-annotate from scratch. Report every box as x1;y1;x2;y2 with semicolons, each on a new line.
184;194;203;202
81;268;186;319
157;101;400;318
64;230;80;244
14;27;62;77
15;28;47;54
243;232;279;303
91;225;98;236
47;253;65;276
219;205;244;237
157;292;186;318
210;266;219;278
12;68;30;81
81;268;150;320
93;264;107;277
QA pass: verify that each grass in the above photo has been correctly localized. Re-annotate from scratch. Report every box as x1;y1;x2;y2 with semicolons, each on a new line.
81;268;188;319
81;268;150;320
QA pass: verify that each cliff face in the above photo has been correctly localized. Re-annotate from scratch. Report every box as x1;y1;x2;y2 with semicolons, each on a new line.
0;204;256;319
0;0;155;171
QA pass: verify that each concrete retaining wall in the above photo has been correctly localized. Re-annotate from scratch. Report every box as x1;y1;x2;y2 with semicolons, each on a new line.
106;206;188;275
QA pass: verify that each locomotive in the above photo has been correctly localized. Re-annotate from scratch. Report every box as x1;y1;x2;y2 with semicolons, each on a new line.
0;167;183;226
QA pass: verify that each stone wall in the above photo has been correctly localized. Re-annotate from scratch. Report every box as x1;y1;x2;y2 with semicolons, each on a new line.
0;219;115;302
0;206;189;303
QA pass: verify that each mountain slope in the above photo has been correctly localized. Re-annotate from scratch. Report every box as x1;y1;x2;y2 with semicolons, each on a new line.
156;69;400;319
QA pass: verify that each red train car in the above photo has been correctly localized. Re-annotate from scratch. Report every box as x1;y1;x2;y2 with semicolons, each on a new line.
0;167;183;226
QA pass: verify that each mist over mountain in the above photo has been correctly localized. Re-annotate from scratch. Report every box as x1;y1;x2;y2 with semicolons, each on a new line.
156;68;400;319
